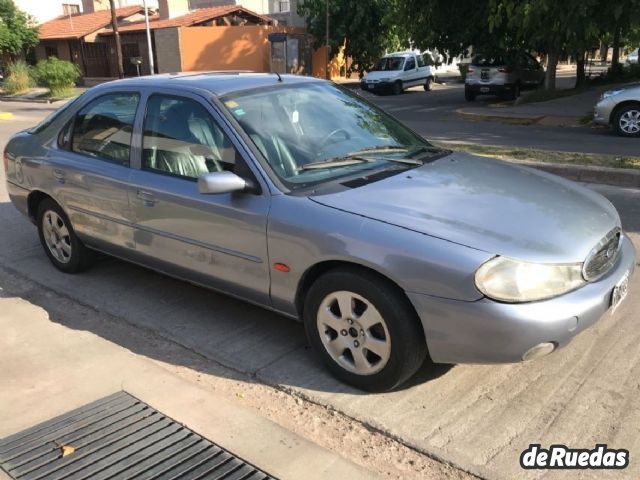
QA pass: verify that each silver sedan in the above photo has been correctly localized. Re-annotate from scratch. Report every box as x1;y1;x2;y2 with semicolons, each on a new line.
593;83;640;136
5;73;636;391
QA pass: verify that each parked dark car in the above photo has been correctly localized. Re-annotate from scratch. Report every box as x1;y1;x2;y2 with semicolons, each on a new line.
465;53;545;101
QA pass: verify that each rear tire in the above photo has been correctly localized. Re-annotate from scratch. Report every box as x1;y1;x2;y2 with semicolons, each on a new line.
303;268;427;392
423;77;433;91
465;87;476;101
612;104;640;137
392;81;403;95
37;198;94;273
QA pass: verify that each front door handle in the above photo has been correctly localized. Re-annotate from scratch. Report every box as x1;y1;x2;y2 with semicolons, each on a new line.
137;190;157;207
53;169;66;184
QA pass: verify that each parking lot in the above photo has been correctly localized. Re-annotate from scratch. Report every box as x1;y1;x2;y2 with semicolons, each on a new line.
1;95;639;479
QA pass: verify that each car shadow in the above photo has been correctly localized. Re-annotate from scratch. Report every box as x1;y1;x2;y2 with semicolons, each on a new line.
0;202;452;397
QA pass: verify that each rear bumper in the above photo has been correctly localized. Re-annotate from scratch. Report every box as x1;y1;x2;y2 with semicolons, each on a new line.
408;234;636;364
465;83;515;95
7;180;30;220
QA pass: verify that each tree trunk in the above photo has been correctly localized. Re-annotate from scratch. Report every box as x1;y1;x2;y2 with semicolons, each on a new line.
109;0;124;79
611;26;622;73
544;50;559;90
575;50;586;88
599;41;607;64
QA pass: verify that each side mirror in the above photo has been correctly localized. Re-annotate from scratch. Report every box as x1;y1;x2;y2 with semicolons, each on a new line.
198;171;248;195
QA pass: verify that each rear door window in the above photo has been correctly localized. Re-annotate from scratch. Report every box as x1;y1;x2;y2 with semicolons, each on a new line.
71;93;139;166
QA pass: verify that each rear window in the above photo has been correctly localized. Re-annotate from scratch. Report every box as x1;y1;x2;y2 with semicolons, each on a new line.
471;54;510;67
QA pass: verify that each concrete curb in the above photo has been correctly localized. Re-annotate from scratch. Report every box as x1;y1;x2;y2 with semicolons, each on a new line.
0;95;52;104
456;108;582;127
518;161;640;188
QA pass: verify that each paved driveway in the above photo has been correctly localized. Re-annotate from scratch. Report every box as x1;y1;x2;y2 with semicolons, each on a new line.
1;102;639;479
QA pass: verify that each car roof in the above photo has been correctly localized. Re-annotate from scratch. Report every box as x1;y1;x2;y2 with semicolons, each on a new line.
92;72;326;97
383;52;415;58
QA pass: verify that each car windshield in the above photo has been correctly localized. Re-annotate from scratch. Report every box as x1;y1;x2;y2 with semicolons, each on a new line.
222;82;444;190
373;57;405;71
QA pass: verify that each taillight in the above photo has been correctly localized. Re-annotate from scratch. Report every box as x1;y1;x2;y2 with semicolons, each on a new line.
498;66;513;73
467;68;475;74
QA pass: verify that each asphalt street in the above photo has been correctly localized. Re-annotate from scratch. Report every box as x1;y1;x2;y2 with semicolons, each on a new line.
358;80;640;157
1;99;639;480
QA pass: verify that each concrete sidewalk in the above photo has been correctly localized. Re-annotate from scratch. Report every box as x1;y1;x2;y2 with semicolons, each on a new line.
456;84;619;126
0;272;377;480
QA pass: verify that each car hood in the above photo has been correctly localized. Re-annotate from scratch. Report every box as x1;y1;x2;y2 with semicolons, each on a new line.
310;153;621;263
363;70;401;81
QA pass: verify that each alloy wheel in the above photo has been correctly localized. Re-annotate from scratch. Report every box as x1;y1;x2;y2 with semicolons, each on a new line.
316;290;391;375
42;210;72;264
619;109;640;134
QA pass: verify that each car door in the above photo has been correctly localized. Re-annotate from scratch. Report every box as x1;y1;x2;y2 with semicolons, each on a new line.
402;56;419;86
127;90;271;304
52;91;140;254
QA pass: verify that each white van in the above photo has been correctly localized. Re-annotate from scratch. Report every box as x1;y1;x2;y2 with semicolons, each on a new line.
361;52;435;95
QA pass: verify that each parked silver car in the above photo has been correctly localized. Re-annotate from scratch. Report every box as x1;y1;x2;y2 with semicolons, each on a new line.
593;83;640;136
4;73;635;391
465;53;545;101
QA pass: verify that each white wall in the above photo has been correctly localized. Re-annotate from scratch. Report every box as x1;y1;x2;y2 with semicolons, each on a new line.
15;0;82;24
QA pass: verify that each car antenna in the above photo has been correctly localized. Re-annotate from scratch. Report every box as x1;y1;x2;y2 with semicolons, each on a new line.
273;71;283;82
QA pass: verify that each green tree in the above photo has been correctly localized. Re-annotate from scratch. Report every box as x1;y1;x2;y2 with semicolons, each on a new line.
395;0;514;63
298;0;398;76
489;0;599;90
0;0;38;61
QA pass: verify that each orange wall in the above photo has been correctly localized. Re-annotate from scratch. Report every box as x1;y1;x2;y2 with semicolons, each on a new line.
179;25;307;73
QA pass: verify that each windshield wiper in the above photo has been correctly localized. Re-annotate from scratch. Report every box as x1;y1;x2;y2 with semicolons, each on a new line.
297;146;427;172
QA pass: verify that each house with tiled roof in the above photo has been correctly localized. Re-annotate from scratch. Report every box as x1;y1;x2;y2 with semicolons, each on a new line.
35;0;328;81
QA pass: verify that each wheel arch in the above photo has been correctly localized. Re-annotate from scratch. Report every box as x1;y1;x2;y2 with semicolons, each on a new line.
610;100;640;125
27;190;55;223
294;260;427;342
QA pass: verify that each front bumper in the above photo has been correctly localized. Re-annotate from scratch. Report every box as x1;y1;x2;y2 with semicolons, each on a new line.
408;234;636;364
360;81;394;93
593;98;615;126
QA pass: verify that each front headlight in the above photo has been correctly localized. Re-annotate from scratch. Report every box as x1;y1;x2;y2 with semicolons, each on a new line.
475;256;585;303
600;89;624;101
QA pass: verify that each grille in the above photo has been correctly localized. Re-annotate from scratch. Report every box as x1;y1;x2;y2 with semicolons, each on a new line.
583;228;622;281
0;392;275;480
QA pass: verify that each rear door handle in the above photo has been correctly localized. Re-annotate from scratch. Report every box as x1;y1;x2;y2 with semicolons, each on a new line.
137;190;157;207
53;169;66;184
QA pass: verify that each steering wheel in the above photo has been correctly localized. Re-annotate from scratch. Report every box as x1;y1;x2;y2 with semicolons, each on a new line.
316;129;351;159
322;128;351;145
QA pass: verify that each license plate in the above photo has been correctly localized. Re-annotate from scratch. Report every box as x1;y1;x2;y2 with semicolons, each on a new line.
367;84;374;89
480;87;490;93
611;271;630;312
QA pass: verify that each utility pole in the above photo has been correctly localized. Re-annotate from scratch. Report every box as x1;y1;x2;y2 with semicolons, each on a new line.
325;0;330;79
143;0;154;75
109;0;124;78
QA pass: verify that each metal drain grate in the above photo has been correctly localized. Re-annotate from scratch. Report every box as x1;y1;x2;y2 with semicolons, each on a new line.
0;392;276;480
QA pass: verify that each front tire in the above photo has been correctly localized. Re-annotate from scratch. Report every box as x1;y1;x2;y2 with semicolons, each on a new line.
303;268;427;392
612;104;640;137
37;198;94;273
